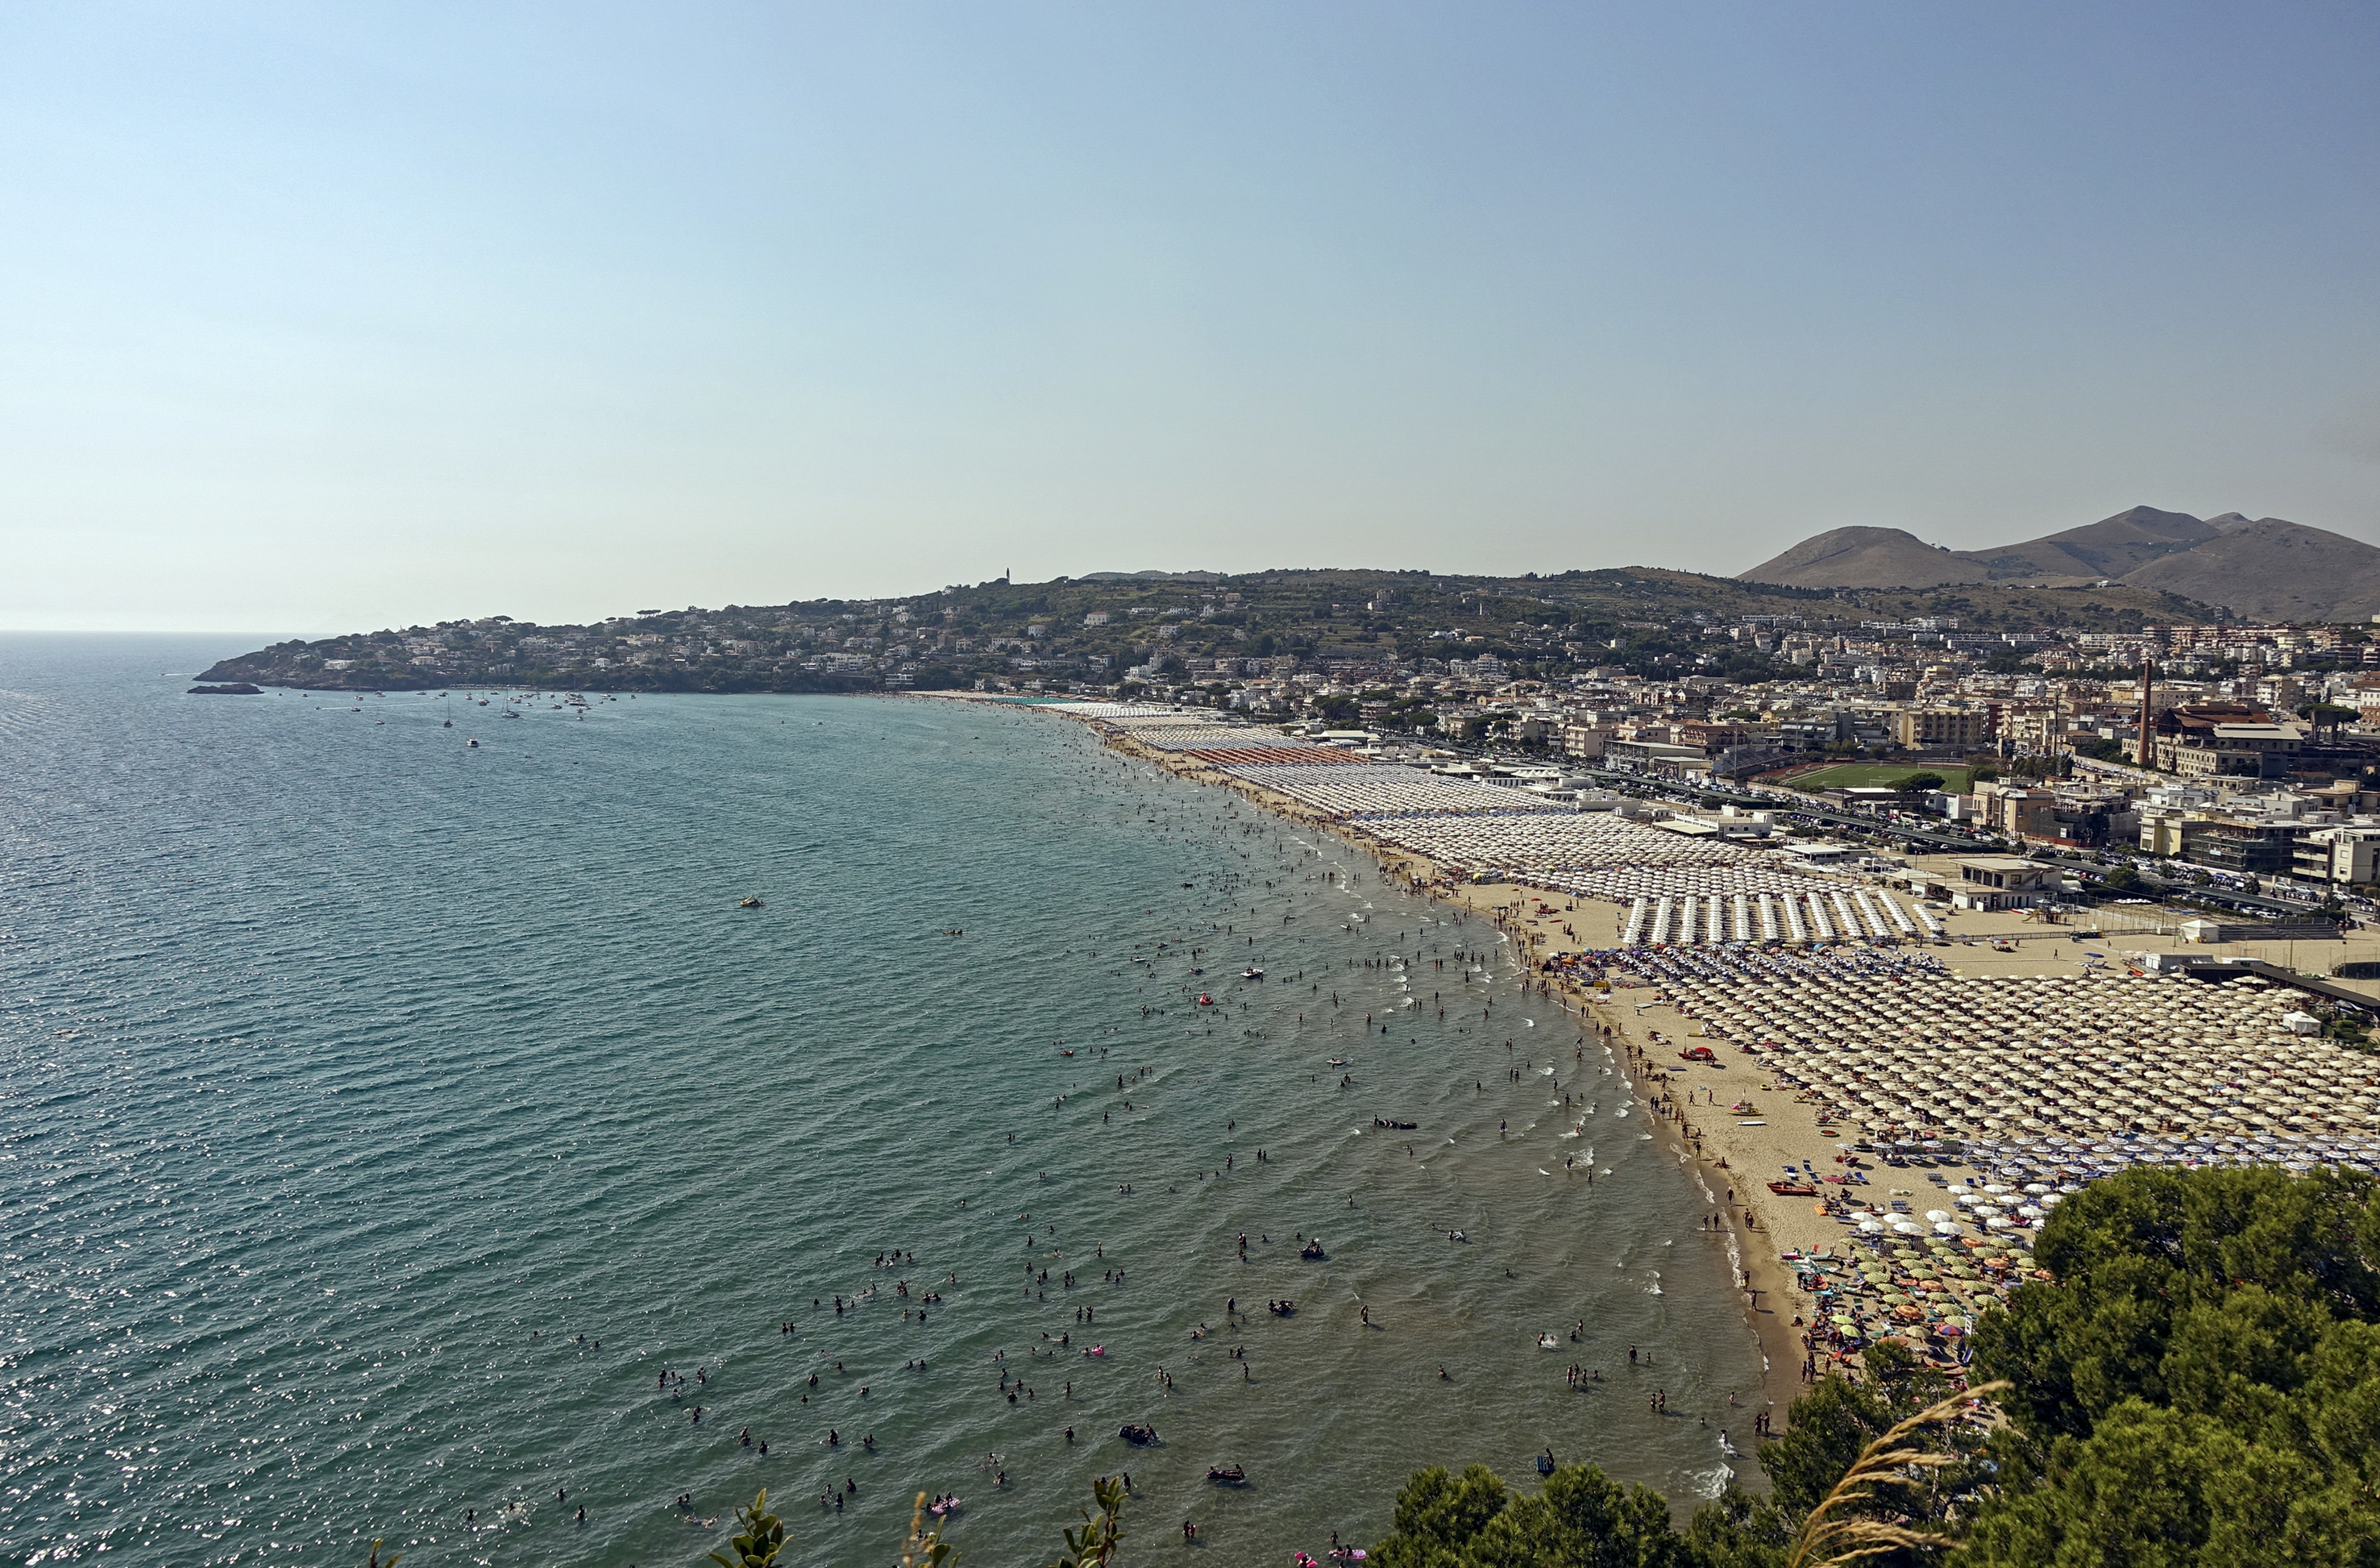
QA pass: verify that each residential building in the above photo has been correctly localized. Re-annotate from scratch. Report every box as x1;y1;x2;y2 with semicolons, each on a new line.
1891;708;1990;750
2292;826;2380;884
1560;722;1614;761
2185;819;2306;876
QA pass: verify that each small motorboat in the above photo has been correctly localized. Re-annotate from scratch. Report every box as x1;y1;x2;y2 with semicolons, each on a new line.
1205;1465;1246;1484
1298;1240;1326;1261
739;896;765;909
1241;967;1264;979
1119;1423;1159;1445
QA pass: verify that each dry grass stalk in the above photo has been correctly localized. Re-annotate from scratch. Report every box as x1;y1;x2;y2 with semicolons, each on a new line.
1784;1379;2009;1568
899;1491;957;1568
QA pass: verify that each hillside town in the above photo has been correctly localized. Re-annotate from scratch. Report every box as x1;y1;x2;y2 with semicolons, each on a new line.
201;567;2380;911
1207;611;2380;920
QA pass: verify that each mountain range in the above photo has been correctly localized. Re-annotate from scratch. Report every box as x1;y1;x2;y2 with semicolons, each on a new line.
1738;505;2380;622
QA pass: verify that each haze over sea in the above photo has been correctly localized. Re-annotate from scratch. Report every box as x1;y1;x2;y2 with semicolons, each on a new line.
2;636;1761;1566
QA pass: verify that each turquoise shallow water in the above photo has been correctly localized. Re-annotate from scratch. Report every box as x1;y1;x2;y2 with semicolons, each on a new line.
0;636;1762;1567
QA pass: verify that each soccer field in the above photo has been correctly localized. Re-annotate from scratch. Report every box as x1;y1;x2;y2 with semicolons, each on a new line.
1786;763;1976;793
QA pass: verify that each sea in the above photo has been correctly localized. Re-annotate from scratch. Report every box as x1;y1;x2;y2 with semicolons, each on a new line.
0;635;1763;1567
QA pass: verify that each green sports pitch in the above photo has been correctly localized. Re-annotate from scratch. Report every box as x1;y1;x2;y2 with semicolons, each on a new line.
1783;763;1978;794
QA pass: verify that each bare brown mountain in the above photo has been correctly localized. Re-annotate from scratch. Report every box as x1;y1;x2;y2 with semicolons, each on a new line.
1963;505;2218;580
1741;505;2380;621
1737;526;1989;590
2120;518;2380;622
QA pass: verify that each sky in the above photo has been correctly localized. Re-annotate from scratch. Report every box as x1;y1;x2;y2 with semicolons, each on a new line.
2;2;2376;633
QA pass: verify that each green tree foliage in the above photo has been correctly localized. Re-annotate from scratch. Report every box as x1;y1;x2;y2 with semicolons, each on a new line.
1371;1461;1706;1568
1973;1167;2378;1437
1312;694;1361;727
1896;772;1946;796
1960;1165;2380;1566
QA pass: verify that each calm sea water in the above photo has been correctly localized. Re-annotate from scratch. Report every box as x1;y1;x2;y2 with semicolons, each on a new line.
0;635;1761;1567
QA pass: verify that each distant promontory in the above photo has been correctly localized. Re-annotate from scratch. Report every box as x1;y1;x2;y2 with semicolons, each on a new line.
193;564;2207;696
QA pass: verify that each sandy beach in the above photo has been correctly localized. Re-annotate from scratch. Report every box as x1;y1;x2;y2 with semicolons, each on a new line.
1055;711;2380;1440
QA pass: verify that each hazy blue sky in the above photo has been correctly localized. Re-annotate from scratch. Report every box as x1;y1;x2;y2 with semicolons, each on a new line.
3;3;2376;631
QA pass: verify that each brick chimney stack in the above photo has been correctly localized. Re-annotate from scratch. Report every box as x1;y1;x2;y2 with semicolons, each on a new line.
2137;655;2156;768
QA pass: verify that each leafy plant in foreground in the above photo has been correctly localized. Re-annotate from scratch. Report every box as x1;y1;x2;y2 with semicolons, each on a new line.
709;1488;788;1568
1053;1475;1129;1568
